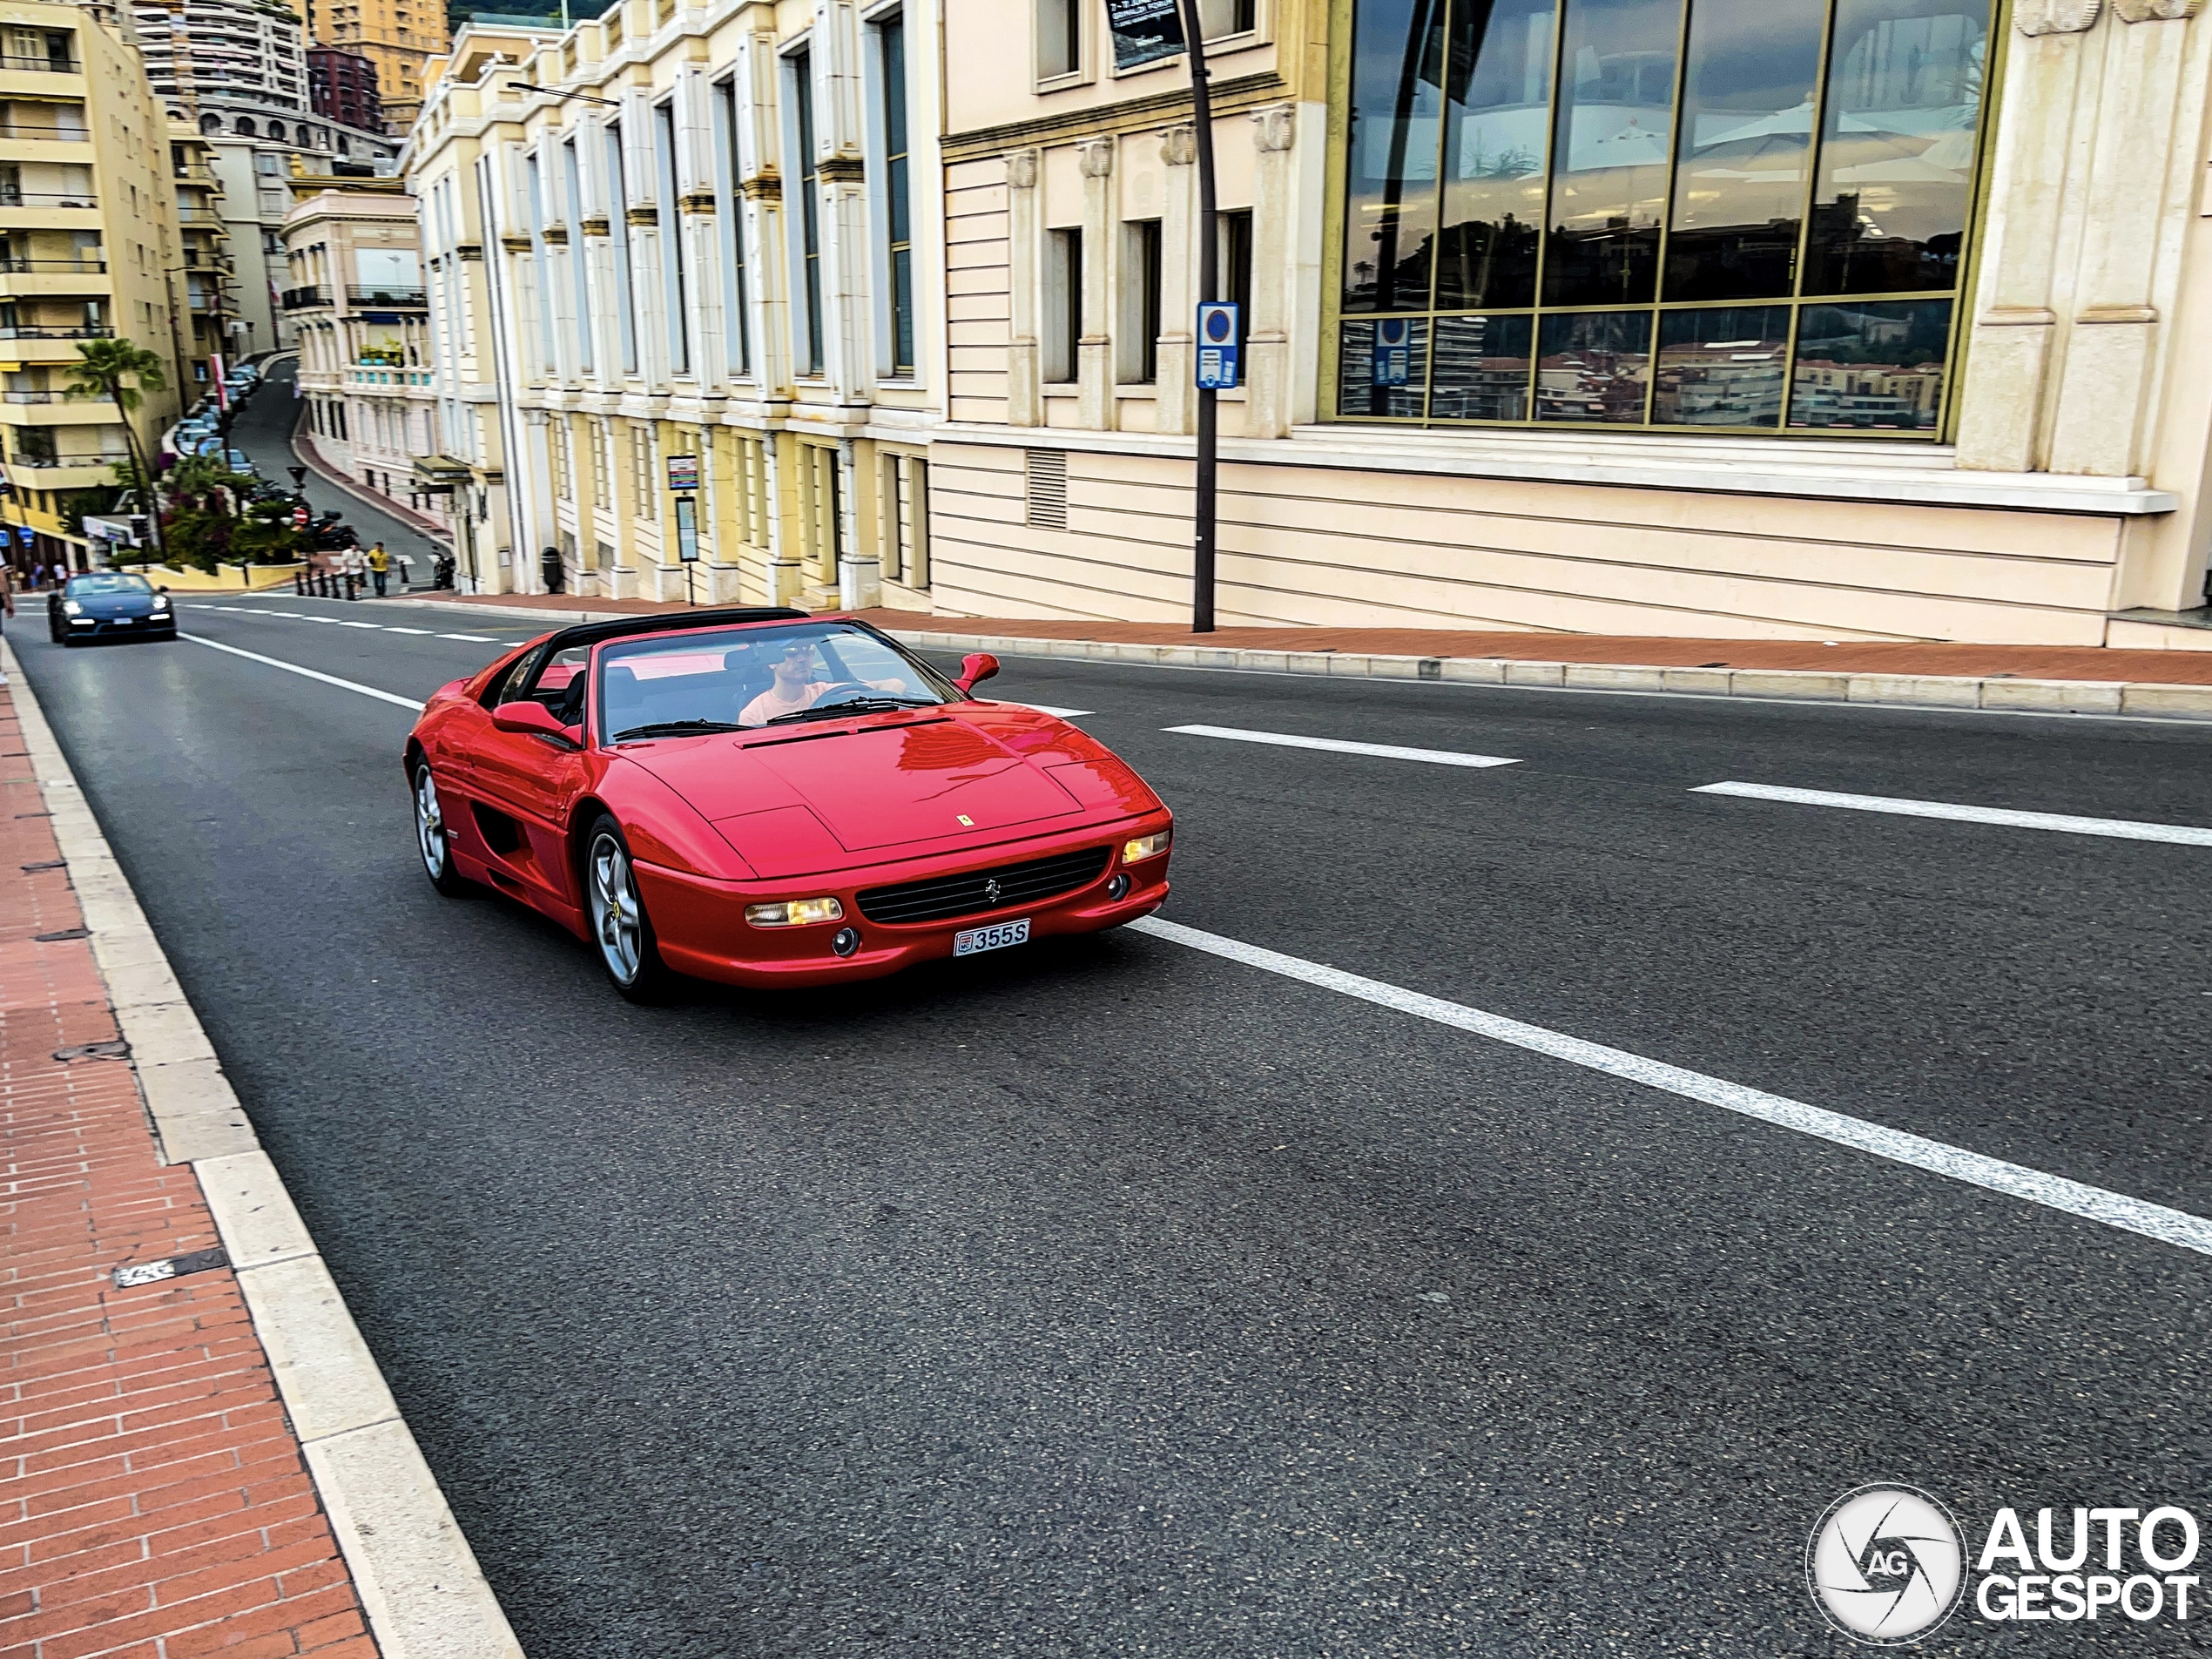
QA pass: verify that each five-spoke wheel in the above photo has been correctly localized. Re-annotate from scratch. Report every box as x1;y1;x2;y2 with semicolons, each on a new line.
412;761;470;896
584;815;673;1001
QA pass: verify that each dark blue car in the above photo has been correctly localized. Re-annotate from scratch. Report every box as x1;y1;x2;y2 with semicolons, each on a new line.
48;571;177;646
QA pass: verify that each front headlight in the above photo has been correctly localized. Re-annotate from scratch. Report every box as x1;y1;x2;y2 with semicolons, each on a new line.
61;599;81;615
1121;831;1171;864
151;595;170;610
745;896;845;927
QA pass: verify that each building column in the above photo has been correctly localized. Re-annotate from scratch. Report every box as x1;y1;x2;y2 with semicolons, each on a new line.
1077;134;1117;431
1247;103;1298;439
1156;125;1197;436
1006;148;1042;427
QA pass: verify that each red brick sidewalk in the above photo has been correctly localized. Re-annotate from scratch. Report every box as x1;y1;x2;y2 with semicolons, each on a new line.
0;686;374;1656
392;591;2212;687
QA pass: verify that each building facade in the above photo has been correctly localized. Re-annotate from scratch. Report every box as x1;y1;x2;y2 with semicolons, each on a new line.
308;43;385;132
294;0;448;130
283;176;440;525
408;2;943;603
0;0;188;574
920;0;2212;647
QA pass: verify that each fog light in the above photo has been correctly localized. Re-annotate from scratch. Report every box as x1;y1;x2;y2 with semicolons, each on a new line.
1121;830;1171;864
831;927;860;957
745;895;844;927
1106;873;1131;900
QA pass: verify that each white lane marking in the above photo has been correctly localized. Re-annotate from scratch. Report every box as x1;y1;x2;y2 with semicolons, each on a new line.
1166;724;1521;769
382;626;435;635
1004;701;1092;718
438;632;496;642
182;635;425;711
335;620;380;628
1131;915;2212;1260
1694;780;2212;848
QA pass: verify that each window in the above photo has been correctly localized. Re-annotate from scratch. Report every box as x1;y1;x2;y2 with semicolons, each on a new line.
1332;0;1990;433
1122;219;1161;384
563;138;591;373
629;421;655;518
713;78;749;375
653;102;689;374
731;431;770;546
798;442;840;581
524;151;556;377
1219;208;1252;342
1037;0;1080;78
877;14;914;377
792;50;824;375
1046;227;1082;383
605;122;638;375
880;451;928;588
1199;0;1258;35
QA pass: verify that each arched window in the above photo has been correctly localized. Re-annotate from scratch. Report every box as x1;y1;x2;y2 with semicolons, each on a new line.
235;117;255;136
199;112;218;133
266;121;286;143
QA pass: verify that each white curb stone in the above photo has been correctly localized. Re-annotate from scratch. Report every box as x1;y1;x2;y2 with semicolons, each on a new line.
1;637;527;1659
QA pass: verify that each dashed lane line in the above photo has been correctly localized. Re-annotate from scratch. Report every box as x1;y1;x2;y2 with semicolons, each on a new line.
438;632;497;642
1695;780;2212;848
1166;724;1521;769
1132;916;2212;1260
182;635;425;711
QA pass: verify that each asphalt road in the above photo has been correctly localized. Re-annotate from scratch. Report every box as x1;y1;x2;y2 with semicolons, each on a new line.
16;599;2212;1656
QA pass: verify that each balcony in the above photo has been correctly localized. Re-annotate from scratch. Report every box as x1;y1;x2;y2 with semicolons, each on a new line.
0;258;103;273
0;54;81;73
0;324;110;340
347;365;431;389
281;284;331;310
347;284;425;308
0;191;95;210
3;453;124;489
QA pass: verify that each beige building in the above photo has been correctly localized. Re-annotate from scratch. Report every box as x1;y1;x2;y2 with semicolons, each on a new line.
283;174;439;524
918;0;2212;648
408;3;942;602
0;0;189;573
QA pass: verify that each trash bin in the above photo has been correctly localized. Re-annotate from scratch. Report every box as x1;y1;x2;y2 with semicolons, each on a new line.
540;545;563;594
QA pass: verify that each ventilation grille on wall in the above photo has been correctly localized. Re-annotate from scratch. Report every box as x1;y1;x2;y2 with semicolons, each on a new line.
1025;449;1068;530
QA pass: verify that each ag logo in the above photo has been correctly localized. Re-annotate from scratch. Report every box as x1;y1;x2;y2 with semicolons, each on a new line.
1807;1485;1966;1645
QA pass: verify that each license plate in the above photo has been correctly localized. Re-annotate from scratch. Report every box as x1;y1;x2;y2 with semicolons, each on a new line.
954;918;1030;957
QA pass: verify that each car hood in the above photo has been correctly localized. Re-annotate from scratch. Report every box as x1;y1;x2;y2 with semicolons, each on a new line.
620;707;1118;877
66;593;158;617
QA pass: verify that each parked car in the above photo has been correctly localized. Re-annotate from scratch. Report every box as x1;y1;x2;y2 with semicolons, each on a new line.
48;571;175;645
404;610;1174;1000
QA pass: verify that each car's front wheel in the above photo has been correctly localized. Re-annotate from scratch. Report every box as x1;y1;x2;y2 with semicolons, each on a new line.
412;761;472;897
583;815;676;1002
47;614;63;644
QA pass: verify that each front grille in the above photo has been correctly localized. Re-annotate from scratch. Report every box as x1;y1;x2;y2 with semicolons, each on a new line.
858;846;1109;926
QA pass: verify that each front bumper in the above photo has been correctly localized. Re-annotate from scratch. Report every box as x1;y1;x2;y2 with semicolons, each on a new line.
66;613;175;637
634;816;1173;988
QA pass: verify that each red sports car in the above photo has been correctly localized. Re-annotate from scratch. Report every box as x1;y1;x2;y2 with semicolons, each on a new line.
403;608;1173;999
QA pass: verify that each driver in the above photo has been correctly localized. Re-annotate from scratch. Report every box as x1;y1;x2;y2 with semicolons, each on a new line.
736;639;907;727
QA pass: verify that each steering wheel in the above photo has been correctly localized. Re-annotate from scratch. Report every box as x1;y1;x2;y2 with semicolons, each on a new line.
806;679;875;706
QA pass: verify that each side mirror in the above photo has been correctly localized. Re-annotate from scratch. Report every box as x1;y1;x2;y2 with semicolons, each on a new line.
157;584;170;594
492;700;582;746
954;651;1000;695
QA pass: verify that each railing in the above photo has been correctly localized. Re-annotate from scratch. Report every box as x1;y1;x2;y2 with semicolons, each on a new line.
0;55;83;73
6;453;118;469
347;367;430;388
0;192;95;208
0;324;111;339
0;257;105;273
280;284;331;309
176;205;218;222
347;285;426;307
2;388;106;402
0;123;89;139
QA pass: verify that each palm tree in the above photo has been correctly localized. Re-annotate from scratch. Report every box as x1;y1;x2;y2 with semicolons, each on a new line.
64;340;166;560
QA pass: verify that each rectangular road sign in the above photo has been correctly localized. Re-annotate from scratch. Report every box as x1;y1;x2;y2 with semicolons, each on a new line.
665;453;700;493
1197;301;1241;390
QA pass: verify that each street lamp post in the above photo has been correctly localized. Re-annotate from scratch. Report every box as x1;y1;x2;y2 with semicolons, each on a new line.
1177;0;1219;634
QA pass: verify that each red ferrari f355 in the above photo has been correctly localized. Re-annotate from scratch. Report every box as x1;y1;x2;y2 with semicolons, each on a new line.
403;608;1173;998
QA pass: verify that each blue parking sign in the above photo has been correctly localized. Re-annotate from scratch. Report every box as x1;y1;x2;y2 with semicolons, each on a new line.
1372;318;1412;387
1196;302;1240;390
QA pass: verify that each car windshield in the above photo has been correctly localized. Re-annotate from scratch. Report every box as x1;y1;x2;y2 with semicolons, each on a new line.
65;574;152;595
598;622;953;741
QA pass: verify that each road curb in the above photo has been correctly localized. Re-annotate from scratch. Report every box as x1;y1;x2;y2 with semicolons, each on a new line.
354;598;2212;721
1;637;527;1659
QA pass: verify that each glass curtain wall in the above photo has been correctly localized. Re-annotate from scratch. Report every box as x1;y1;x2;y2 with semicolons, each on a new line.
1335;0;1989;432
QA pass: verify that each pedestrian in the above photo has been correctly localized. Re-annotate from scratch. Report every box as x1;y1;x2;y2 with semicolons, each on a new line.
343;543;367;600
0;562;14;684
367;541;390;598
28;561;42;592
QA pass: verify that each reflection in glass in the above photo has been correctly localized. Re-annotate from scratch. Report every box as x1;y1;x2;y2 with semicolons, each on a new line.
1339;317;1433;417
1535;309;1652;421
1785;299;1950;428
1436;0;1555;310
1430;314;1535;418
1542;0;1683;307
1652;305;1790;424
1802;0;1988;295
1662;0;1825;301
1342;0;1449;313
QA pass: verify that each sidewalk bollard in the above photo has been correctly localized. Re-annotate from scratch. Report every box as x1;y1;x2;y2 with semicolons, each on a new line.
293;569;305;596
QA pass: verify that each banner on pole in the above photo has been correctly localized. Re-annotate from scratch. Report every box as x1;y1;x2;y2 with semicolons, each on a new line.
1106;0;1186;69
673;494;700;563
665;453;700;493
1196;301;1240;390
1372;317;1412;387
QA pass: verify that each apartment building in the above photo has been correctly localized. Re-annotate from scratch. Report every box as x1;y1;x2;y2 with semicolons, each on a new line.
308;42;383;131
295;0;448;129
169;118;239;393
283;174;439;525
0;0;187;575
918;0;2212;647
408;1;941;602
